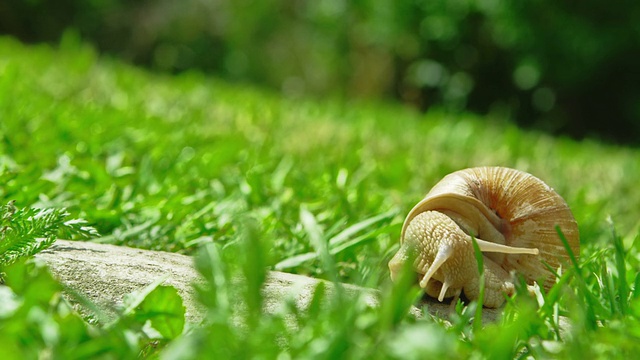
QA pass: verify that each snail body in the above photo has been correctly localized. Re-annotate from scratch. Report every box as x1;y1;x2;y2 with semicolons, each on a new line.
388;167;579;308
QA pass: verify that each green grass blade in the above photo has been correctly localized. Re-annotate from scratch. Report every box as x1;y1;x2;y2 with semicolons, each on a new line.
274;252;318;271
236;216;267;323
327;209;397;247
119;274;170;316
274;210;396;270
136;285;186;340
470;235;484;332
329;225;394;255
299;205;337;282
609;217;628;315
556;225;597;329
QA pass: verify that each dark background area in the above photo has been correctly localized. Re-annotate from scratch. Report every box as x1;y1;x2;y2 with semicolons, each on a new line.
2;0;639;145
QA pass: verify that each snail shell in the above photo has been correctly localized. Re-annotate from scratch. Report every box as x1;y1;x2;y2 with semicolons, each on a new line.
388;167;580;308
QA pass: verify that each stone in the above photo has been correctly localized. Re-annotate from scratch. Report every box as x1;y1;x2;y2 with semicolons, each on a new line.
35;240;542;326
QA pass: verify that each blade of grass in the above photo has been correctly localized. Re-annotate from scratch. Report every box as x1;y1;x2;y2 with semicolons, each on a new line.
194;242;231;319
556;225;597;329
470;235;484;332
609;217;628;315
236;216;267;324
299;205;337;282
327;209;397;247
274;252;316;271
379;247;423;330
274;210;396;270
329;224;396;255
539;269;574;340
633;272;640;299
119;274;170;317
92;213;160;244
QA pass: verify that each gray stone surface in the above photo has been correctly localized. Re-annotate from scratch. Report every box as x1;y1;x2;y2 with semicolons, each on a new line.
36;240;530;325
36;240;206;322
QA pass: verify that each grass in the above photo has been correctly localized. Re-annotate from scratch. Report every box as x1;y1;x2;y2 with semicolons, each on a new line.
1;33;640;358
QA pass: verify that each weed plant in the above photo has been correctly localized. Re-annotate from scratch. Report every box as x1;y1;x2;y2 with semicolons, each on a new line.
1;35;640;358
0;201;96;269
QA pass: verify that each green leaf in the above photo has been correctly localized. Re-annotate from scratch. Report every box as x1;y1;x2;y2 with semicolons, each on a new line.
0;285;21;318
137;285;186;340
2;259;62;307
120;274;170;316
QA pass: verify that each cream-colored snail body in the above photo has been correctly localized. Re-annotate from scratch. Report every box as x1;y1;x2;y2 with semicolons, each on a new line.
388;167;579;308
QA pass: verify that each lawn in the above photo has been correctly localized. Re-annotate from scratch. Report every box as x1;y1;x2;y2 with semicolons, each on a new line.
1;35;640;358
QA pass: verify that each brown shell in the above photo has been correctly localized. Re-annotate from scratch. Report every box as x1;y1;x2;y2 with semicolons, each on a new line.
401;166;579;290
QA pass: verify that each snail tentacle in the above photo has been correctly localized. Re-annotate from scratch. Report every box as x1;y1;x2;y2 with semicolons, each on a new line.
474;237;539;255
419;243;453;289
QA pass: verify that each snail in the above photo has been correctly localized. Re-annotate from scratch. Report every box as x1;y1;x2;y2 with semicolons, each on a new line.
388;167;579;308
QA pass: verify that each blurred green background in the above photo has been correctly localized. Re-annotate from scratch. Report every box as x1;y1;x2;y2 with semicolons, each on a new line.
2;0;639;144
